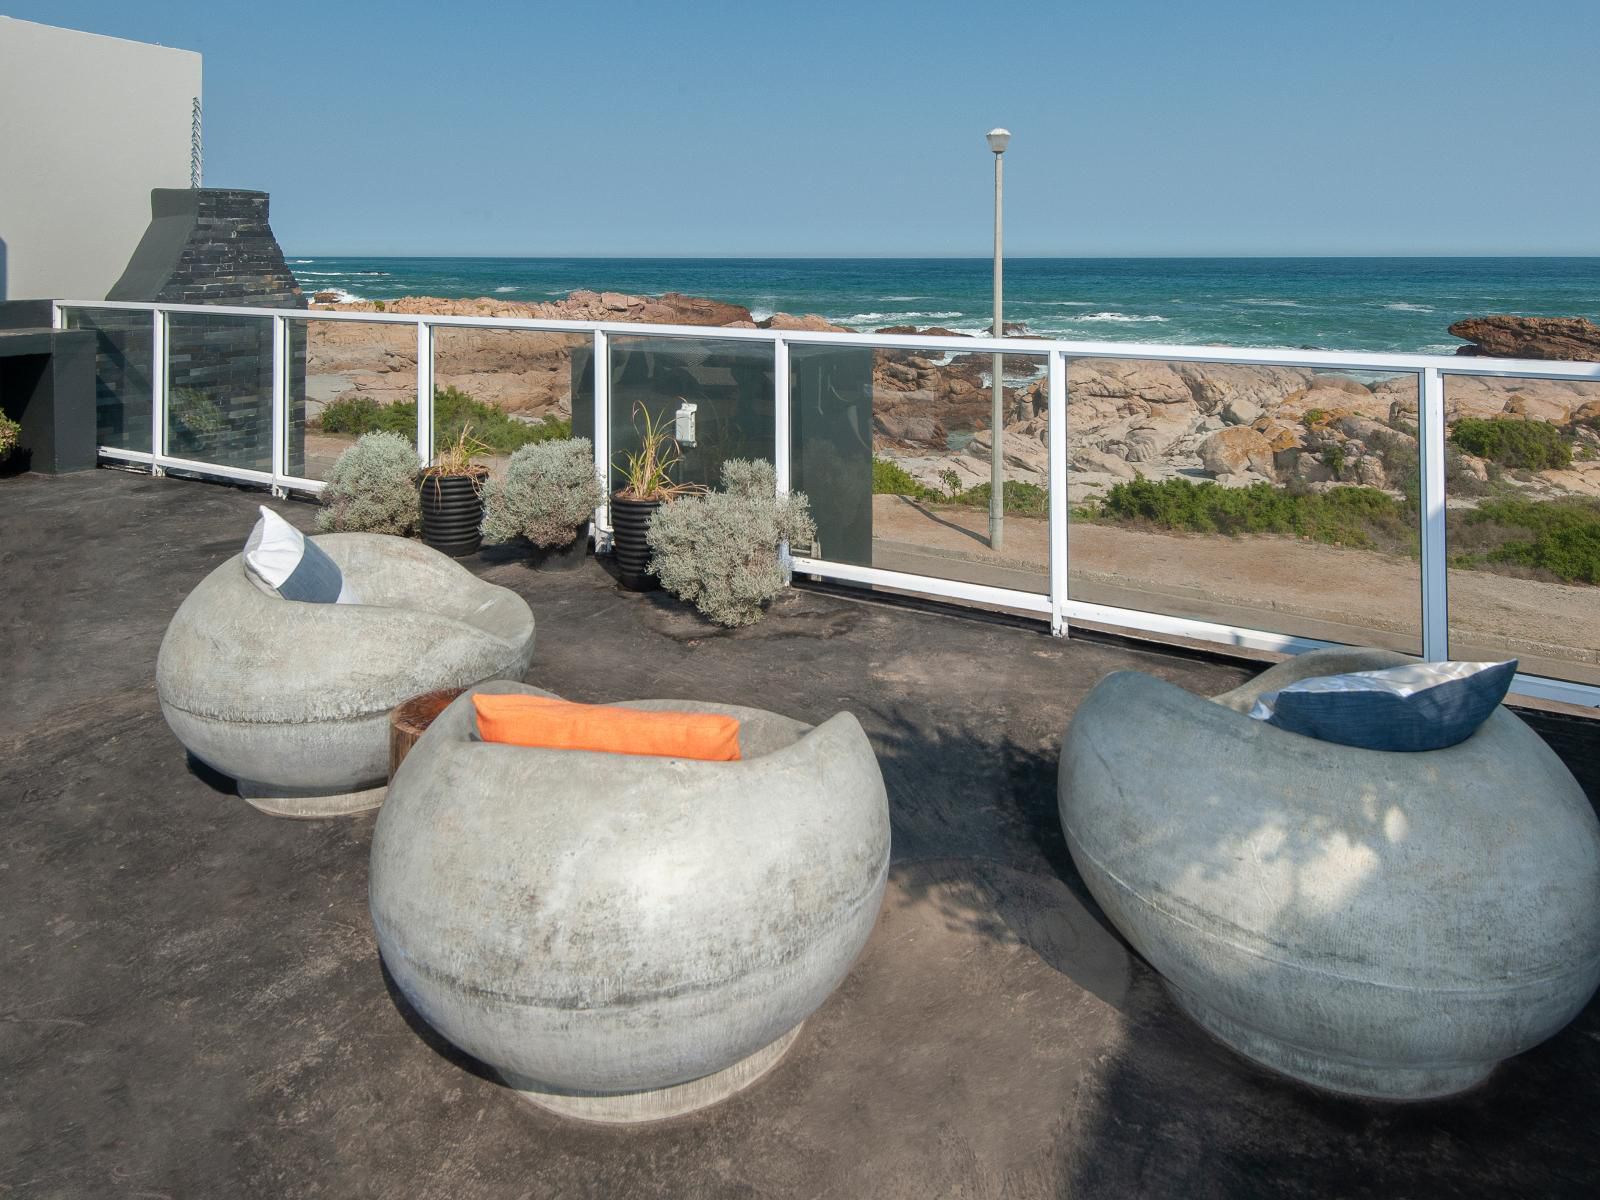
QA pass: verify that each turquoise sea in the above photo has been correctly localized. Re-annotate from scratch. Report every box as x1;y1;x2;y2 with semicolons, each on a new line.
284;257;1600;355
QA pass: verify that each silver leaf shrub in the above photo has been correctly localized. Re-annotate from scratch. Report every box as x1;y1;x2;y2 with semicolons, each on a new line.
647;459;816;627
315;431;419;535
480;437;604;547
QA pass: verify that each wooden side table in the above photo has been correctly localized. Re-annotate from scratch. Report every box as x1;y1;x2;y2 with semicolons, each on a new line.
389;687;466;781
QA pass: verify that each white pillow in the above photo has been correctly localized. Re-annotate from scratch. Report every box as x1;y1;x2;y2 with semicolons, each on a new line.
242;506;360;604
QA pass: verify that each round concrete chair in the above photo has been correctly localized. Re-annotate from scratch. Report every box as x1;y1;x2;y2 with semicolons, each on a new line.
157;533;536;817
370;681;890;1123
1059;647;1600;1100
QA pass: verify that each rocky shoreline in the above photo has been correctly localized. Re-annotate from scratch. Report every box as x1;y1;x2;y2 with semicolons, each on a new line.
306;296;1600;504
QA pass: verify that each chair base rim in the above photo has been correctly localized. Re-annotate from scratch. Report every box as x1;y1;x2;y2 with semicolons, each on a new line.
1169;982;1496;1101
237;780;388;819
500;1021;804;1125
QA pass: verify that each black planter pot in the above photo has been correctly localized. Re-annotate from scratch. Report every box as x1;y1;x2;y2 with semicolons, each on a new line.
419;472;485;558
610;497;661;592
527;523;592;571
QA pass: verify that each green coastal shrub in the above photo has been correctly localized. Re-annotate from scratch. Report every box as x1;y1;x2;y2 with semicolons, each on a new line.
315;430;420;535
872;456;1048;516
949;480;1050;519
872;456;938;499
168;387;226;454
318;387;571;454
1452;496;1600;584
1081;473;1600;585
647;459;816;627
1450;417;1572;471
0;412;20;462
480;437;604;547
1079;475;1412;551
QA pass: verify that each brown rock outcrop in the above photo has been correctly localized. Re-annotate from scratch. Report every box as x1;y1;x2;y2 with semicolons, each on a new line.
1200;426;1276;478
758;313;851;332
1448;315;1600;361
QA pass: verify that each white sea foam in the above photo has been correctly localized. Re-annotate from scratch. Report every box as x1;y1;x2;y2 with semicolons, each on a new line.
845;310;961;325
310;288;365;304
293;270;344;276
1385;302;1434;312
1240;298;1302;307
291;259;315;264
494;286;517;293
750;308;774;323
1071;312;1170;324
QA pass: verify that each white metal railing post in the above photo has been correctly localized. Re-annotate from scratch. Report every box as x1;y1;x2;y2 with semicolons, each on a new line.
270;314;288;495
151;308;168;475
1418;366;1449;661
773;336;793;581
51;302;65;330
592;329;611;551
1047;349;1070;637
414;320;434;467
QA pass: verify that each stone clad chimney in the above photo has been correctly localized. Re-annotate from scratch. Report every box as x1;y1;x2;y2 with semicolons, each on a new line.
100;188;307;474
107;189;305;308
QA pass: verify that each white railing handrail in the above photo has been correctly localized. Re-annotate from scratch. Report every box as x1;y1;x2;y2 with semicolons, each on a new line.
56;298;1600;380
56;297;1600;710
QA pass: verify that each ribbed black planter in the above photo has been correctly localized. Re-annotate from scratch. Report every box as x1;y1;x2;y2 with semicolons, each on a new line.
419;473;485;558
610;497;661;592
528;524;591;571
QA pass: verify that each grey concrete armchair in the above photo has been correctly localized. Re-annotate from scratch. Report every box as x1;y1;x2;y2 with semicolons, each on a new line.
370;681;890;1123
157;533;536;817
1059;647;1600;1100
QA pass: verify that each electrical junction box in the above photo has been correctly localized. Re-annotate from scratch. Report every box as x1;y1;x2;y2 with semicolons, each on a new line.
675;401;697;446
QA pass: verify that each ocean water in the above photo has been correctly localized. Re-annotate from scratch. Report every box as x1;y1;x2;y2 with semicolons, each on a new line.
284;256;1600;355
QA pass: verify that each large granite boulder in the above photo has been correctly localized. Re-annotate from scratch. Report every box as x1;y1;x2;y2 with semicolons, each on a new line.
1449;315;1600;361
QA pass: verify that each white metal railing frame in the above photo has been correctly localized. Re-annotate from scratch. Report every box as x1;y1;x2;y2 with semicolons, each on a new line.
54;299;1600;708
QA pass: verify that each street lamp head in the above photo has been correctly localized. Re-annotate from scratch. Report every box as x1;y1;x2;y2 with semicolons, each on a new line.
986;128;1011;154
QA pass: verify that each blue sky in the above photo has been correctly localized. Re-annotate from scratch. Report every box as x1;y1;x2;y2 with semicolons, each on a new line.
9;0;1599;256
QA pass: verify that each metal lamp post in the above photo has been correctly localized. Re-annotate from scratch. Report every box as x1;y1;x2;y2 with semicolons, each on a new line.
985;128;1010;550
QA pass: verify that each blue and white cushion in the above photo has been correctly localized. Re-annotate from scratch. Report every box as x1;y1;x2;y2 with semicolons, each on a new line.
1248;659;1517;752
243;506;360;604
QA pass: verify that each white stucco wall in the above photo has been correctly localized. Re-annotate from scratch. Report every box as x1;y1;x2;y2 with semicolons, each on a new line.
0;17;202;302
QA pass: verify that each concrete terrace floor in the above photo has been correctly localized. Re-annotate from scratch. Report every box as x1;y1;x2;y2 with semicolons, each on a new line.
3;468;1599;1200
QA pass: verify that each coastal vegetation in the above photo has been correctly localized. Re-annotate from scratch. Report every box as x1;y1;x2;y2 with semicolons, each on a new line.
316;387;570;453
1076;475;1600;585
1449;417;1573;471
872;456;1048;517
0;412;22;462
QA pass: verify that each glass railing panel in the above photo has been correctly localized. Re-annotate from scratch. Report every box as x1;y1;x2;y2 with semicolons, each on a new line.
290;317;418;480
432;329;593;474
165;312;274;472
1066;358;1423;652
605;335;775;494
1441;372;1600;685
791;343;1050;595
62;307;154;453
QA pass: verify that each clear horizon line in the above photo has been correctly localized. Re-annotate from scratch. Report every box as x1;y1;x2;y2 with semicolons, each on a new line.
286;251;1600;261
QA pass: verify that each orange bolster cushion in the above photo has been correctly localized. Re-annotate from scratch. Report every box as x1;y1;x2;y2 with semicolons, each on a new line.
472;693;742;762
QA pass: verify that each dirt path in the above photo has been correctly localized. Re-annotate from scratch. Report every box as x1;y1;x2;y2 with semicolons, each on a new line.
869;496;1599;684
